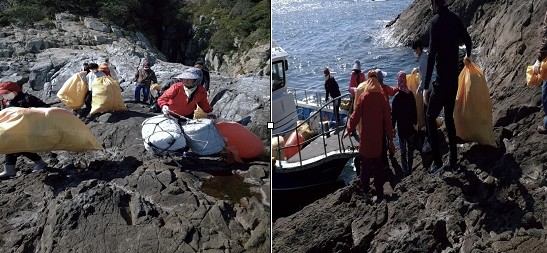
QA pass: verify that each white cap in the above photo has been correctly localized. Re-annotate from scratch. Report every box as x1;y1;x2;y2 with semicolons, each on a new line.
352;60;361;71
375;69;387;84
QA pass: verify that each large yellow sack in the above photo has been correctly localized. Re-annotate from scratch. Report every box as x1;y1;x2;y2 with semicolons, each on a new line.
455;60;496;147
407;71;425;129
526;66;542;87
0;107;103;153
57;73;87;109
90;76;127;115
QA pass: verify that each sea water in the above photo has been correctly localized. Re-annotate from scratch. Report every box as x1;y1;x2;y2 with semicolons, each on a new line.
272;0;416;218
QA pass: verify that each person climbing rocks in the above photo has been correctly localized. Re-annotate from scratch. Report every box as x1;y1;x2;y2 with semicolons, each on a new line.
375;69;398;170
83;63;105;123
0;81;49;179
391;71;417;174
534;10;547;134
133;60;158;104
158;67;216;120
422;0;473;175
412;39;433;153
343;70;395;202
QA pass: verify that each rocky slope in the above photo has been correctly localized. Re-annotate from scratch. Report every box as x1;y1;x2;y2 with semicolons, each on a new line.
273;0;547;252
0;13;270;252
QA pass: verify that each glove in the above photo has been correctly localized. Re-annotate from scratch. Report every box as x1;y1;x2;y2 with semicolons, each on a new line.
534;60;541;75
206;112;217;119
162;105;169;115
423;89;431;106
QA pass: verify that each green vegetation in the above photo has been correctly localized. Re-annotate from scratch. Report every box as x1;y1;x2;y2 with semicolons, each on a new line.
0;0;270;62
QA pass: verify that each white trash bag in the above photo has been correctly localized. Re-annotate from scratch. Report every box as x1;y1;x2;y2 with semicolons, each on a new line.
181;118;225;156
141;115;186;155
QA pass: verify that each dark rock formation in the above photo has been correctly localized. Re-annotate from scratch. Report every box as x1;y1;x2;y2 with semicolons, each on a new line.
274;0;547;252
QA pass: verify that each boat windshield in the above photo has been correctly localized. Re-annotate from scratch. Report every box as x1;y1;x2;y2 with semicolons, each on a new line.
272;60;285;91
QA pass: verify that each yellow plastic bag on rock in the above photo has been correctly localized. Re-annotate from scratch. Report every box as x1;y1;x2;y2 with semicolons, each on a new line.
526;66;542;87
57;73;87;109
90;76;127;115
455;60;496;147
406;72;425;129
0;107;103;153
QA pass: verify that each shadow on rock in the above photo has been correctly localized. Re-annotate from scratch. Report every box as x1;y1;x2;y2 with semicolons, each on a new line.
44;156;141;196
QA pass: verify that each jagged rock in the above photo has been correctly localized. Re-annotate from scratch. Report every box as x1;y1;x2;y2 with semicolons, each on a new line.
83;17;110;33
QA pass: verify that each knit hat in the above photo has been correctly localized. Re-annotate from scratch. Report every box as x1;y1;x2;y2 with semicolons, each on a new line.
323;68;330;76
397;71;411;94
143;61;150;68
0;81;21;94
375;69;387;84
352;60;361;71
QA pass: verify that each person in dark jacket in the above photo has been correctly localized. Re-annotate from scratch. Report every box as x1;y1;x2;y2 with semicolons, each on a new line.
534;10;547;134
194;60;210;92
0;81;48;179
133;60;158;103
392;71;417;174
344;70;395;201
423;0;472;175
323;68;341;125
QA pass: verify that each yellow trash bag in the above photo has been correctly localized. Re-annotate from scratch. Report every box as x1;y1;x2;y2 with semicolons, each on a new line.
0;107;103;153
454;59;496;147
150;83;162;91
57;73;87;109
194;106;207;119
540;59;547;81
90;76;127;115
526;66;542;87
406;71;426;130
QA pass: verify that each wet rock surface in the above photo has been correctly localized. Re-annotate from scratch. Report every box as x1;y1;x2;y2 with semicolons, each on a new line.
274;0;547;252
0;14;270;253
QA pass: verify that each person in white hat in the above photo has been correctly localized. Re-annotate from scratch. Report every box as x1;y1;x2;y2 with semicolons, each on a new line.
348;60;366;97
157;67;215;119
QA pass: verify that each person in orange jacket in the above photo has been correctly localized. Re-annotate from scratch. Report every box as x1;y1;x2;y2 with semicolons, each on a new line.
158;67;216;120
344;70;395;201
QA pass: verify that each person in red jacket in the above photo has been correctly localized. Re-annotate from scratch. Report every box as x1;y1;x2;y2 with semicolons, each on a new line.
376;69;398;170
348;60;366;97
344;70;395;201
158;67;216;119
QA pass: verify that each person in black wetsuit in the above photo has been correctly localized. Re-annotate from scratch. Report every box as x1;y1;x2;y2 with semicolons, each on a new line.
422;0;472;175
323;67;342;125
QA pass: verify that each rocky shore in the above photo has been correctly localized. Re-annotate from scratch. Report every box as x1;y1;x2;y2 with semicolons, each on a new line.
0;13;270;252
273;0;547;252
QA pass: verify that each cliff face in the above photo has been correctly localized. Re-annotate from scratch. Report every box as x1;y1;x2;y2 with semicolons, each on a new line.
273;0;547;252
0;13;270;252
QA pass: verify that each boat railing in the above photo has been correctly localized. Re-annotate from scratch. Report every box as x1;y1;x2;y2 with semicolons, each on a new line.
273;93;358;168
287;87;352;113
